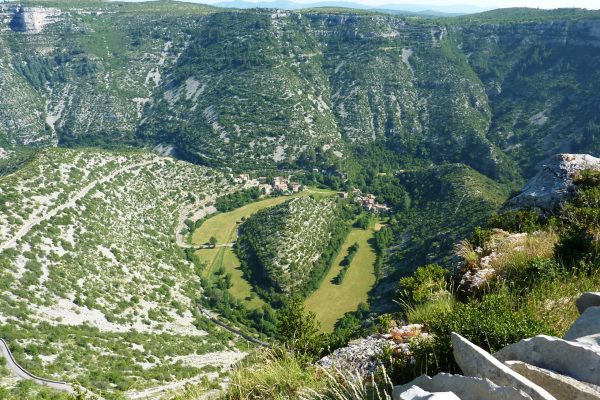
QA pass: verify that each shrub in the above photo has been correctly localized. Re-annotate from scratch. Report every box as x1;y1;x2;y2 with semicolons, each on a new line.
555;169;600;269
469;227;492;249
277;297;324;358
488;210;543;233
398;264;447;304
394;292;553;381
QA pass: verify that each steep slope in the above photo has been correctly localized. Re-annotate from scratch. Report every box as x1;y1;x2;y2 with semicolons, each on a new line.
454;11;600;176
0;148;246;397
1;3;599;180
369;164;513;309
0;1;215;161
237;196;345;293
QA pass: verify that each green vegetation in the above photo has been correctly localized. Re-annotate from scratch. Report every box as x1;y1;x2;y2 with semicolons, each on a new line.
333;242;359;284
191;194;301;245
383;170;600;383
215;187;262;212
237;196;351;297
305;230;376;332
0;148;245;398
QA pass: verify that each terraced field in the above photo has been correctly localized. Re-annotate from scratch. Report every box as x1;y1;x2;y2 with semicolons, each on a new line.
305;227;379;332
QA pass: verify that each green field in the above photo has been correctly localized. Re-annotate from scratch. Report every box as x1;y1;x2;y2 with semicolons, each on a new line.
305;227;378;332
194;195;297;245
195;247;265;309
192;188;336;309
192;188;337;246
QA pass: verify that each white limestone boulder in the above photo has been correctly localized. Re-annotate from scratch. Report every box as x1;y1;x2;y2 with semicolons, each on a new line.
495;335;600;386
397;373;532;400
451;333;556;400
505;360;600;400
392;385;461;400
565;306;600;346
575;293;600;315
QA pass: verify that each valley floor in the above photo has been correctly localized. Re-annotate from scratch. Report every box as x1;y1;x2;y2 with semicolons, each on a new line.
305;226;379;332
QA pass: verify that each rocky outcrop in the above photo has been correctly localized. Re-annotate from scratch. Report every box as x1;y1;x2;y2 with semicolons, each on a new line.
506;361;600;400
397;373;531;400
508;154;600;212
9;6;62;33
318;324;428;376
390;293;600;399
565;306;600;346
393;385;460;400
494;335;600;386
451;333;555;400
575;292;600;314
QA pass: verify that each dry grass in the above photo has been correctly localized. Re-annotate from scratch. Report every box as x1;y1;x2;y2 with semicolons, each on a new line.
221;349;393;400
488;230;558;273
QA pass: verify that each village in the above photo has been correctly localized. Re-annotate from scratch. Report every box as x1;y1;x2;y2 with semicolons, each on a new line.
232;173;391;213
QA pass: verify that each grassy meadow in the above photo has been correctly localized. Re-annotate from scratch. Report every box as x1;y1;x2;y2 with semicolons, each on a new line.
305;227;379;332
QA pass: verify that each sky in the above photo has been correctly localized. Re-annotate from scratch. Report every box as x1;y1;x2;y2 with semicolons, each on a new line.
199;0;600;9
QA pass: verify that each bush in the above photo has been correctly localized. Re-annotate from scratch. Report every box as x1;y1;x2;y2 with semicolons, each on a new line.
488;210;543;233
555;169;600;269
398;264;447;304
276;297;324;358
392;292;553;382
469;227;492;249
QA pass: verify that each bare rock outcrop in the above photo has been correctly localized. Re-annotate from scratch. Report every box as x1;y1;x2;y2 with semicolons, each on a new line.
9;6;63;33
397;373;532;400
318;324;428;376
506;360;600;400
494;335;600;387
451;333;556;400
564;306;600;346
393;385;460;400
575;292;600;314
508;154;600;212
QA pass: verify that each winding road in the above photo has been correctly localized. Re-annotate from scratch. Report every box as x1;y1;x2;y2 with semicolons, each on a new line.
0;339;75;394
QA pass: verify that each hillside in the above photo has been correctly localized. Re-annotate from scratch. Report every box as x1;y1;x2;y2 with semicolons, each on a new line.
237;196;347;295
362;163;513;310
0;148;248;398
0;2;598;179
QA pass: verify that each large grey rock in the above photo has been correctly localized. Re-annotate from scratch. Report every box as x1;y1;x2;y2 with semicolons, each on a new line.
495;335;600;386
565;306;600;346
9;6;62;33
451;333;556;400
576;293;600;315
508;154;600;212
397;373;532;400
505;361;600;400
392;385;461;400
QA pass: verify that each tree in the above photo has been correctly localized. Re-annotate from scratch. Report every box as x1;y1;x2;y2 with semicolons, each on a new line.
276;297;323;358
209;236;218;247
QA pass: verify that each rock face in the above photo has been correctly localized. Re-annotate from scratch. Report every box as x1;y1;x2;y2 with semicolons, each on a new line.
9;6;62;33
451;333;556;400
494;335;600;386
318;324;428;376
575;292;600;314
564;306;600;346
393;385;461;400
508;154;600;212
398;373;531;400
506;361;600;400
